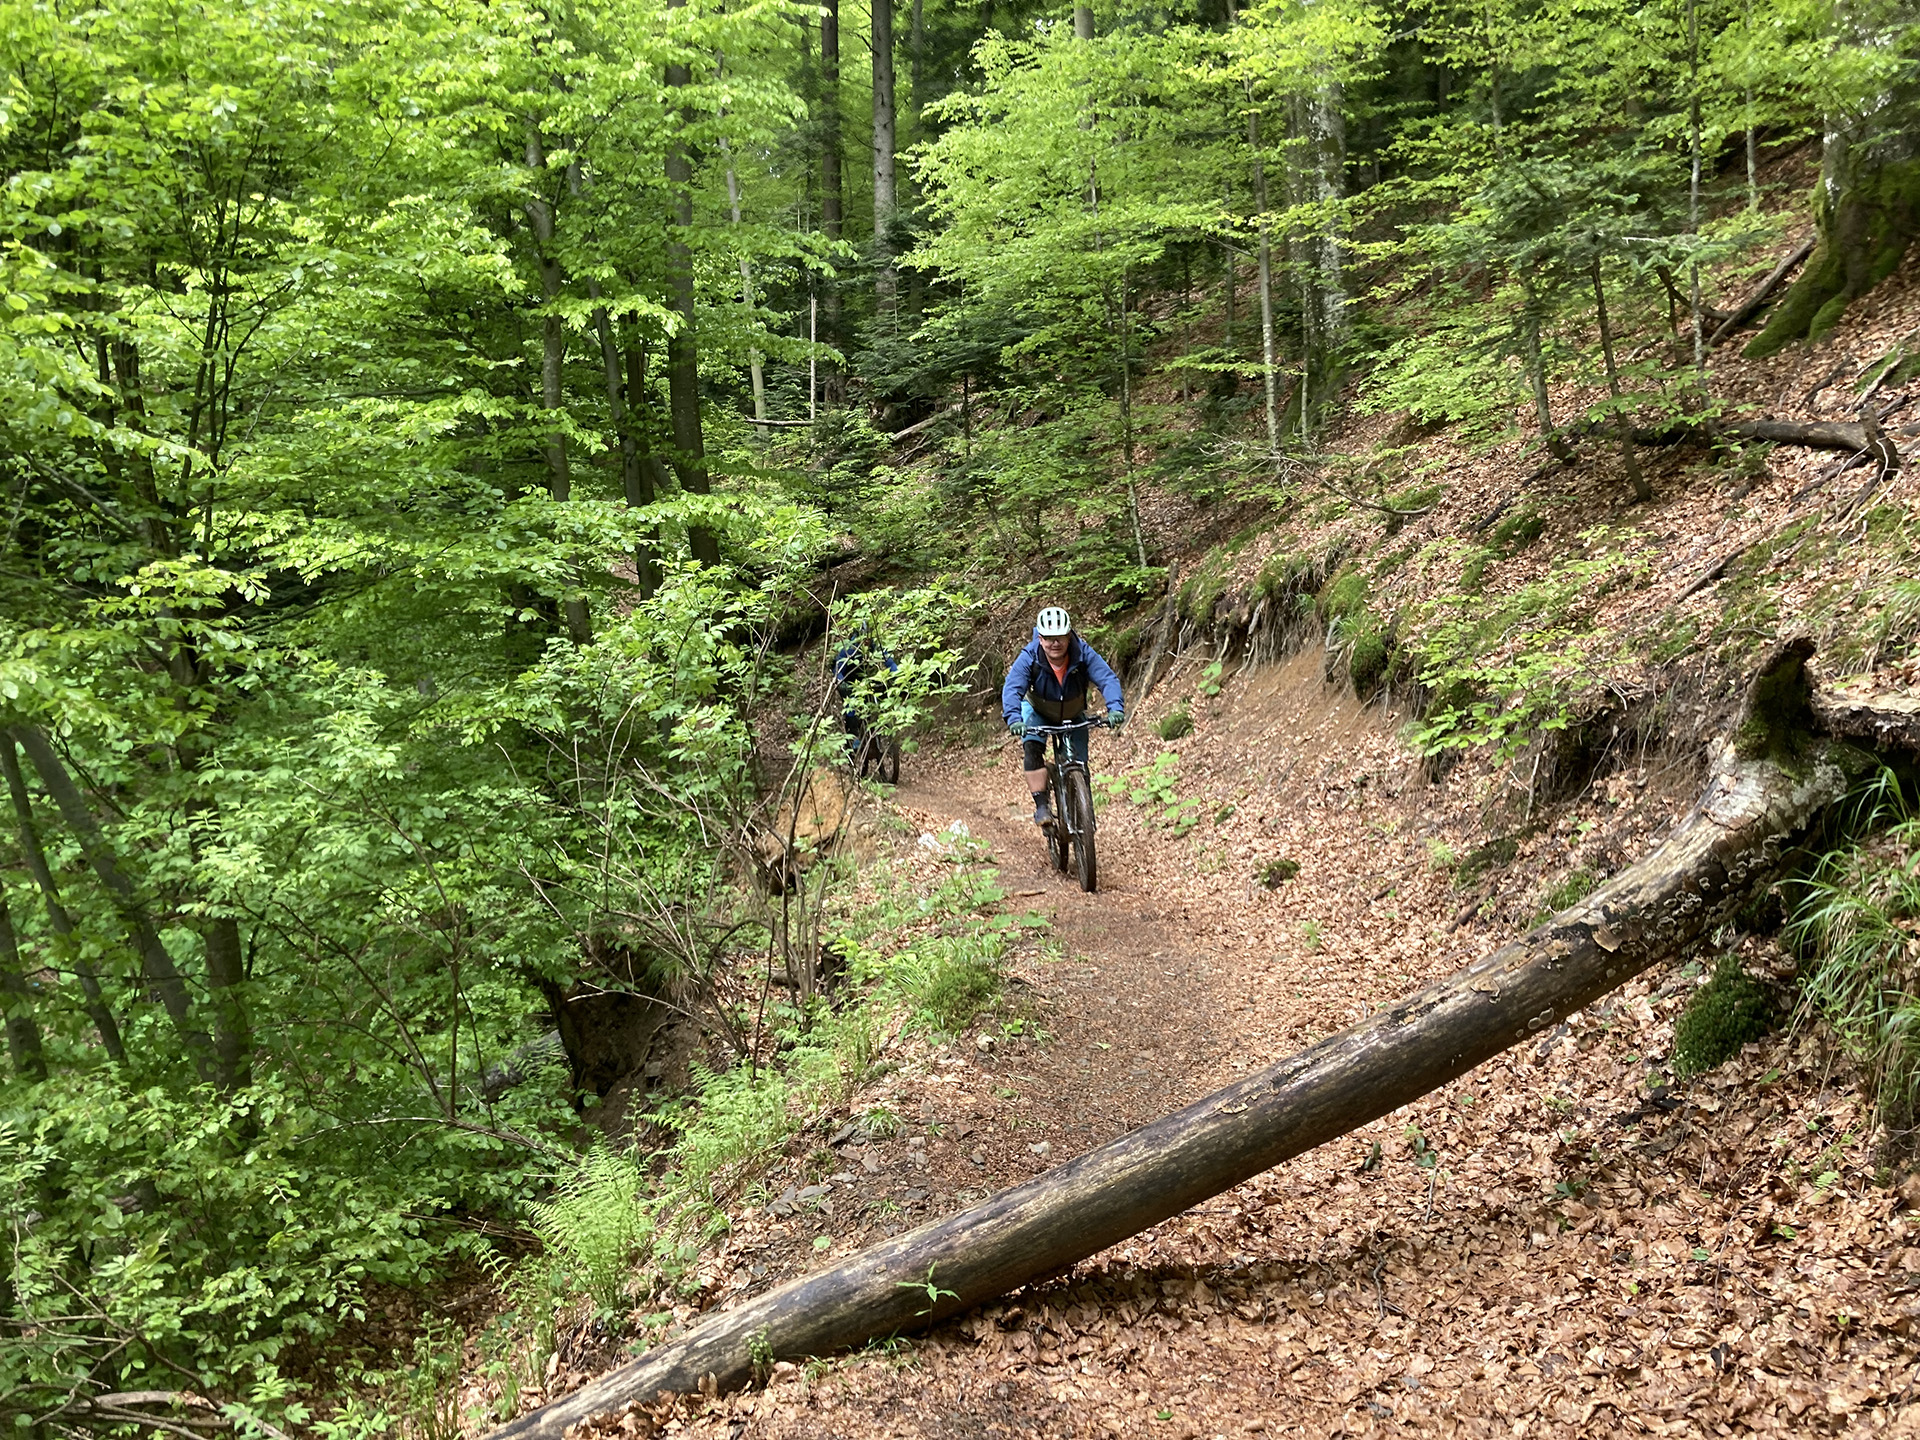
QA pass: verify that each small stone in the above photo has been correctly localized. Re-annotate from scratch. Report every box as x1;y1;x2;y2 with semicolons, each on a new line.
795;1184;828;1203
907;1136;926;1149
969;1147;986;1166
1029;1141;1052;1158
862;1149;882;1173
976;1033;996;1053
829;1172;856;1184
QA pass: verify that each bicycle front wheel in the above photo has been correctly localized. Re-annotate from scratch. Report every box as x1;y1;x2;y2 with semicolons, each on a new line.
1046;769;1069;872
1065;767;1097;893
878;735;900;784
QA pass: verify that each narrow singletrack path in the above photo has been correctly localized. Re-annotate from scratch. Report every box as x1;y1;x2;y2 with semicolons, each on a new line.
630;653;1915;1440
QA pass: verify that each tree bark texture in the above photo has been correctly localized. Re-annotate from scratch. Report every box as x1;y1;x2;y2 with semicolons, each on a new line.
664;27;721;568
1;733;126;1064
10;725;218;1084
872;0;898;317
523;129;593;644
0;892;48;1082
818;0;845;405
486;642;1857;1440
1591;256;1653;503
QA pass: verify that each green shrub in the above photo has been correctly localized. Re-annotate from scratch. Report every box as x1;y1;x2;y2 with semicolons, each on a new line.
1157;708;1194;741
1672;956;1775;1078
1256;551;1315;605
1460;546;1494;591
1785;782;1920;1131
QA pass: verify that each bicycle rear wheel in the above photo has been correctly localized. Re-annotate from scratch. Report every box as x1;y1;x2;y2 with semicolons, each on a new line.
1065;767;1097;893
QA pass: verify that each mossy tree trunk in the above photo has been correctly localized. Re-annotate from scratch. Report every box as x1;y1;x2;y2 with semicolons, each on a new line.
1748;11;1920;357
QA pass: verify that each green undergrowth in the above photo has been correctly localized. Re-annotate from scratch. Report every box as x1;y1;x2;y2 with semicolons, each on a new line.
1098;750;1205;837
1408;536;1647;761
460;848;1038;1431
1784;771;1920;1144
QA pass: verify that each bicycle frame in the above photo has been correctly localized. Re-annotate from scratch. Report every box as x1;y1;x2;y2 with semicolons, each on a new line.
1023;718;1109;841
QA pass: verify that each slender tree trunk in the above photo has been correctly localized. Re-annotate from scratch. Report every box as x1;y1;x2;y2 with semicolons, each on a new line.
906;0;927;317
1289;82;1348;443
1248;99;1281;457
591;299;662;600
1073;3;1093;38
819;0;845;405
665;17;722;568
523;128;594;644
0;893;47;1082
872;0;898;322
11;725;217;1083
2;734;127;1065
1116;272;1149;571
1687;0;1704;373
721;142;769;441
202;914;252;1091
1591;255;1653;503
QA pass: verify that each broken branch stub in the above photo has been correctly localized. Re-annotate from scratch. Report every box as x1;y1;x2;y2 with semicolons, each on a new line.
487;647;1857;1440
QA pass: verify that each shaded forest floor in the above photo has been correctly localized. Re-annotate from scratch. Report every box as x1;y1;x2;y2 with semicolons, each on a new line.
517;647;1919;1438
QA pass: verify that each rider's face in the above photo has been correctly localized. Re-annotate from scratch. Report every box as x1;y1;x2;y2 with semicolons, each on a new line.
1039;633;1069;659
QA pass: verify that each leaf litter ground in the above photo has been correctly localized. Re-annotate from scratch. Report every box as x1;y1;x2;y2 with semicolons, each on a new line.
516;645;1920;1439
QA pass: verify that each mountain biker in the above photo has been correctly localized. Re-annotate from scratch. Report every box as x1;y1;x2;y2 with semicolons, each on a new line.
1001;606;1124;826
834;626;899;752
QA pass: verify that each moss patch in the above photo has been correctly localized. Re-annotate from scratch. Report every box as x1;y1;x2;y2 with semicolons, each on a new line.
1349;627;1390;698
1672;956;1775;1077
1317;569;1369;625
1258;857;1301;888
1156;709;1194;741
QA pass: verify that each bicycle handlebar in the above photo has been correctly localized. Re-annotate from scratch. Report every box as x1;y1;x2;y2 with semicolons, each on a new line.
1019;717;1117;733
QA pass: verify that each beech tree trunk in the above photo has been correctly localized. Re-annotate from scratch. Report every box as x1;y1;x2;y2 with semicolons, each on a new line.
818;0;844;406
0;892;47;1082
11;725;219;1085
487;642;1859;1440
1591;256;1653;503
1;733;126;1065
872;0;898;320
664;22;721;568
1248;101;1280;457
523;129;594;645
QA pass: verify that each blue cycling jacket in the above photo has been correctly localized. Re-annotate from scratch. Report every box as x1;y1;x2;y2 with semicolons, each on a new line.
1001;630;1124;726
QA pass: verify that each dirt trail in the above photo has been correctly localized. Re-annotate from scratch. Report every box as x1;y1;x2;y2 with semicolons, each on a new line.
606;653;1917;1439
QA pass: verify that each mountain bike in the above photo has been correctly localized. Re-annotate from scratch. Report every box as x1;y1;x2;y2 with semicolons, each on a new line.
1023;717;1114;893
850;723;900;784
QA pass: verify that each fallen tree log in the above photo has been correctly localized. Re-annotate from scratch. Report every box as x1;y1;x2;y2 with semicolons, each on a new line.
489;640;1878;1440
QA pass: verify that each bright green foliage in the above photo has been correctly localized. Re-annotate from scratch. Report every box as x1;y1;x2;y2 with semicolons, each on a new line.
1786;775;1920;1132
530;1146;658;1318
1410;538;1646;759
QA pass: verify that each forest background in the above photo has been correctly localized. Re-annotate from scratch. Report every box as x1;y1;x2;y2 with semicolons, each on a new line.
2;0;1917;1431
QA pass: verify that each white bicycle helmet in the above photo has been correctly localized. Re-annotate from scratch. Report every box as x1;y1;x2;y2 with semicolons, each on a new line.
1036;605;1072;637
